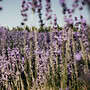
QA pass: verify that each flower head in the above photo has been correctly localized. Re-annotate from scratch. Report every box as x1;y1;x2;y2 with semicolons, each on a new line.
74;52;82;61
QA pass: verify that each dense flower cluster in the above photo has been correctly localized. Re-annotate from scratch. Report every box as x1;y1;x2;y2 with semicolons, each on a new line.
0;26;90;89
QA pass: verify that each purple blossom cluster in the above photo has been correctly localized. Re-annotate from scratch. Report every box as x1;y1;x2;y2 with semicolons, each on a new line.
45;0;52;21
59;0;89;30
21;0;29;25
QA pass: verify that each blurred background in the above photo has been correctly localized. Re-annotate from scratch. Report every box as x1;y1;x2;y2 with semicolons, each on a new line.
0;0;90;29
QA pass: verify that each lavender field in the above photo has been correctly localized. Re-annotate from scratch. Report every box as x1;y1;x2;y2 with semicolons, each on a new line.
0;0;90;90
0;26;90;90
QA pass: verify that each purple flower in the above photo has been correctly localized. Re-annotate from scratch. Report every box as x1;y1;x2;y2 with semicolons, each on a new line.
74;52;82;61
